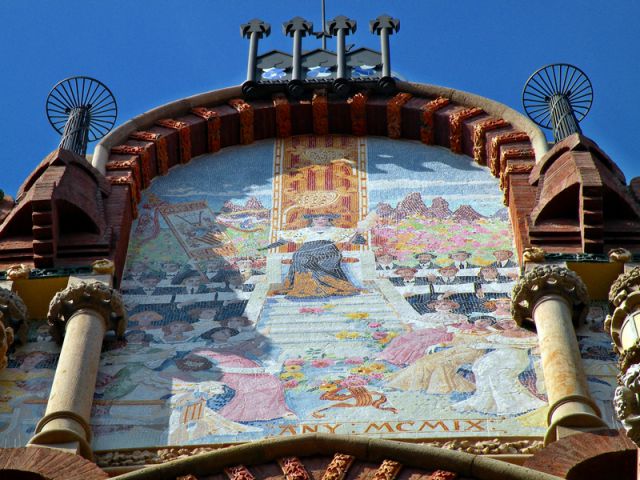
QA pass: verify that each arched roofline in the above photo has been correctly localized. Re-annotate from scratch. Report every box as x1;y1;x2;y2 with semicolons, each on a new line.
112;433;561;480
91;81;548;173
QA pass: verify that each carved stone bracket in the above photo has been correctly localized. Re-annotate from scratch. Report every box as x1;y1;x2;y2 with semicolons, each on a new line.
47;281;127;342
511;265;589;328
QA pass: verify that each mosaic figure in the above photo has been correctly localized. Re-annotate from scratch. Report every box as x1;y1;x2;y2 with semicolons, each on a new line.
266;214;364;298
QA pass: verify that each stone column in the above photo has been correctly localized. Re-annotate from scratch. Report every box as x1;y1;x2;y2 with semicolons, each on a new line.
607;267;640;445
0;286;28;370
512;265;607;444
29;275;127;459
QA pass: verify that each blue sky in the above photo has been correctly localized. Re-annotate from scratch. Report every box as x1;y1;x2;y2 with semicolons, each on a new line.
1;1;638;196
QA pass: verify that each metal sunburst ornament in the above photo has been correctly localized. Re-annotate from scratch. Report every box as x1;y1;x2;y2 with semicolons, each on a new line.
46;76;117;157
522;63;593;142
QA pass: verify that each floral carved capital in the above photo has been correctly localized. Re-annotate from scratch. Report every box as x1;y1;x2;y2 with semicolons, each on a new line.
47;281;127;342
511;265;589;328
615;362;640;445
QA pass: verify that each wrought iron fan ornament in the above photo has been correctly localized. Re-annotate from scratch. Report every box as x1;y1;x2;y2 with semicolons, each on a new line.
522;64;593;142
46;76;117;157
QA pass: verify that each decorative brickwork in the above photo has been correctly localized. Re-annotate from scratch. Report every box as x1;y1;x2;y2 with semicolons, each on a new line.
489;132;530;177
387;92;412;139
348;92;368;136
156;118;192;164
191;107;222;153
419;97;449;145
321;453;355;480
278;457;310;480
312;90;329;135
472;118;508;165
449;107;483;154
225;465;256;480
371;459;402;480
273;94;292;138
0;447;108;479
110;145;152;187
229;98;255;145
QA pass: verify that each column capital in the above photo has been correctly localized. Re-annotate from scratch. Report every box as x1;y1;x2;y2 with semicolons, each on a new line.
512;265;589;328
609;266;640;307
47;280;127;342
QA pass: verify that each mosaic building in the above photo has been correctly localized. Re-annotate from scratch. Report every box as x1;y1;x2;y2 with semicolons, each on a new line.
1;11;640;480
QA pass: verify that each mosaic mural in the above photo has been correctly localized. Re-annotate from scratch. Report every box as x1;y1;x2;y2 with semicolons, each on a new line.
0;136;619;449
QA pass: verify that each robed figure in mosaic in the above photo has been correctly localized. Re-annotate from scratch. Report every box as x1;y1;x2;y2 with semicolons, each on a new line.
265;213;366;298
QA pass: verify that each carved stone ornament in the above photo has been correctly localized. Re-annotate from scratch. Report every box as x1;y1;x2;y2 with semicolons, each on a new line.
6;263;30;280
511;265;589;328
607;290;640;355
0;312;14;370
609;267;640;307
522;246;545;263
0;286;28;344
94;438;544;468
91;259;115;275
47;281;127;342
614;362;640;445
609;248;633;264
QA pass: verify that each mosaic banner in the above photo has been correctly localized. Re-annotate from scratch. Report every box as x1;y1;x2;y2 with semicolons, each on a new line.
0;137;619;450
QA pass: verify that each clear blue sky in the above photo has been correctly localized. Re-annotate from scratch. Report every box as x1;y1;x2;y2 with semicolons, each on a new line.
1;1;638;197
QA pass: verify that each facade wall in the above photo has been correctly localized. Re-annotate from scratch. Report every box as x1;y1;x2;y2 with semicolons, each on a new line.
0;135;618;452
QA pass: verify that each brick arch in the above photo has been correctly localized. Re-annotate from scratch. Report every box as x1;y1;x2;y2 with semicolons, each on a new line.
0;447;108;480
91;83;544;280
523;429;637;479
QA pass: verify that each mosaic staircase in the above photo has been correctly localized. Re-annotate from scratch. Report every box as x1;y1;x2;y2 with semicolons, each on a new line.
257;288;407;357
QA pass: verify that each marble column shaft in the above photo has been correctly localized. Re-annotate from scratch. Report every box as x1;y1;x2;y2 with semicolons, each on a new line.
512;265;606;444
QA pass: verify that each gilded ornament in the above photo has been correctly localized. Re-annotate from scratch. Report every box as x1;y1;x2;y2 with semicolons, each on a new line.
91;259;115;275
322;453;355;480
6;264;30;280
371;459;402;480
608;248;633;263
278;457;310;480
522;247;545;263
